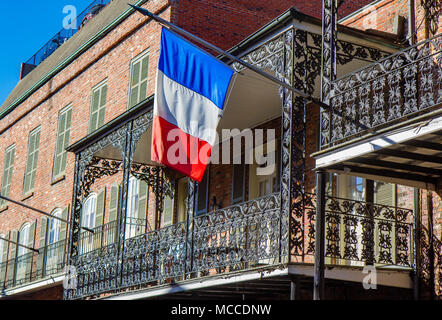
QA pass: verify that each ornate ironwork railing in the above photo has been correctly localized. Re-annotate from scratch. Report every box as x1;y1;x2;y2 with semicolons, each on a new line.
66;193;283;299
0;239;67;292
419;225;442;297
192;193;283;275
305;193;415;267
321;34;442;149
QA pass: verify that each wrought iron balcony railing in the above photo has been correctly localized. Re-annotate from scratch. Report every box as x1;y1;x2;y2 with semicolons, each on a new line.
305;193;415;268
0;239;67;292
321;34;442;149
67;193;283;300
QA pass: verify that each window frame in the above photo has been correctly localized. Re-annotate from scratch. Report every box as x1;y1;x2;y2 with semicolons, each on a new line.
88;79;108;133
127;49;150;109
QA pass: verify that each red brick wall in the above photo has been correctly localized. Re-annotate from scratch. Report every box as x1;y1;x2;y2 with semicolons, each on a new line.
341;0;441;42
171;0;375;51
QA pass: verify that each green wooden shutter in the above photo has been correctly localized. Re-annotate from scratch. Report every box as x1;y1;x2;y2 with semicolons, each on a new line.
7;230;18;285
61;108;72;174
24;128;41;195
0;235;9;284
98;85;107;127
0;145;15;208
94;189;106;249
108;184;120;244
139;55;149;102
129;60;141;108
137;180;148;235
129;53;149;108
54;107;72;178
89;89;101;132
57;206;69;268
36;217;48;278
25;222;37;281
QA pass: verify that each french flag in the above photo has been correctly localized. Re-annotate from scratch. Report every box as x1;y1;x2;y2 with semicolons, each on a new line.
152;28;234;183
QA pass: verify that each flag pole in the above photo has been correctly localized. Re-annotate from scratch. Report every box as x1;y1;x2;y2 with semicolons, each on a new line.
129;5;313;100
0;194;94;234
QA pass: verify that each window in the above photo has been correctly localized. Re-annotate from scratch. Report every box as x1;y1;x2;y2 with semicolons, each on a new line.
128;50;149;108
126;177;140;239
46;209;61;272
176;178;188;223
16;224;30;280
89;81;107;132
0;144;15;208
81;194;96;253
23;127;41;195
53;106;73;179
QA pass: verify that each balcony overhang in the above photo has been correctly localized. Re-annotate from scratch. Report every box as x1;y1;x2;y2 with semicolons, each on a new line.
314;112;442;191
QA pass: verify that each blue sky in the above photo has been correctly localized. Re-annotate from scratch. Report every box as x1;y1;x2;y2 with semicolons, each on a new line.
0;0;95;106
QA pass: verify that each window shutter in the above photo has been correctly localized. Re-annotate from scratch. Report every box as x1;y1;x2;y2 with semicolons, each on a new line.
7;230;18;285
36;217;48;278
129;60;141;107
61;108;72;174
94;189;106;249
89;89;101;132
98;85;107;127
24;128;40;195
139;55;149;101
0;236;10;284
1;145;15;208
25;222;37;280
375;182;395;206
108;184;120;244
58;205;69;267
137;180;148;235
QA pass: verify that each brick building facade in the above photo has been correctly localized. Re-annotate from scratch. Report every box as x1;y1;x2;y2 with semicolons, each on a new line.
0;0;440;300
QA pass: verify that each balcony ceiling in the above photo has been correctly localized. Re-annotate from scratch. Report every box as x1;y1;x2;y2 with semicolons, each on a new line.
315;114;442;191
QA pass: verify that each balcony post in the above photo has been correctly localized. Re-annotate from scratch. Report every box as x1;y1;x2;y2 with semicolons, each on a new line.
185;180;196;277
365;179;375;265
427;191;435;300
116;121;135;288
320;0;338;149
314;169;326;300
413;188;421;300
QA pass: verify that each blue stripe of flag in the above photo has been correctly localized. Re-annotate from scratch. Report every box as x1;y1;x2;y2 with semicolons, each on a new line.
158;28;234;110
